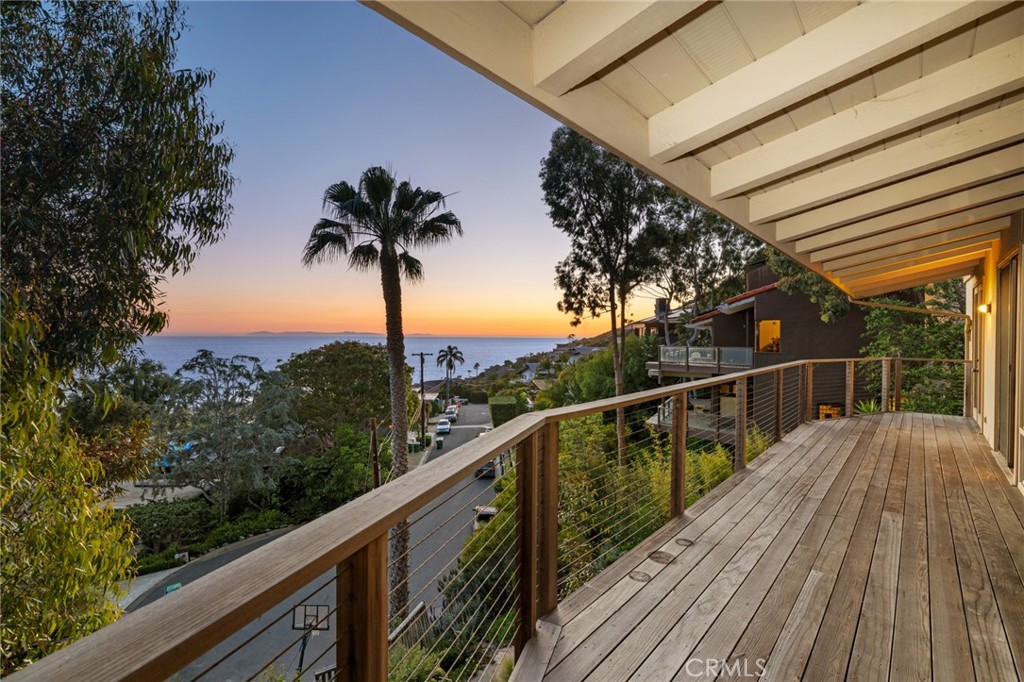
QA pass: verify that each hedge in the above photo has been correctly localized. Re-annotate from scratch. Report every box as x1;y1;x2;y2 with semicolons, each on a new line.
469;390;489;404
488;396;519;428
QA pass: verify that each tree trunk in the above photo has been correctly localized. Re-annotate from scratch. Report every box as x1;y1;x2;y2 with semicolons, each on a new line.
608;281;627;464
380;254;410;620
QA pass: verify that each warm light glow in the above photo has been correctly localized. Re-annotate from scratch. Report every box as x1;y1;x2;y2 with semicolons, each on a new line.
978;303;991;314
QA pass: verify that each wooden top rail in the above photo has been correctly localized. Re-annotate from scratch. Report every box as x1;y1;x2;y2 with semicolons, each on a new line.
8;356;964;681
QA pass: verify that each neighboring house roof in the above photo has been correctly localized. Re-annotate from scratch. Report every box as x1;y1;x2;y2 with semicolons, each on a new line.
688;283;780;325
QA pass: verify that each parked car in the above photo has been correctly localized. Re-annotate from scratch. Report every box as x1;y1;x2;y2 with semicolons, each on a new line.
474;459;499;479
473;505;498;531
436;418;451;435
443;407;458;422
453;396;469;406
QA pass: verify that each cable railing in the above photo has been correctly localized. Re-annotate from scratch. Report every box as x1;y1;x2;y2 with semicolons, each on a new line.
8;357;971;682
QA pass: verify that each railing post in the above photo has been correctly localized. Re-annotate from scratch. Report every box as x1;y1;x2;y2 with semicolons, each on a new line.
845;361;855;418
516;432;539;657
539;422;559;616
671;390;688;517
336;534;388;682
774;369;784;440
735;378;747;471
881;359;891;413
805;362;815;422
893;357;902;411
964;361;972;418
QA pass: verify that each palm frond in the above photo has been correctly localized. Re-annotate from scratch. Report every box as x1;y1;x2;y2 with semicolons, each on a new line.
322;182;357;213
398;252;424;282
349;242;381;272
412;211;463;247
301;219;352;267
360;166;396;213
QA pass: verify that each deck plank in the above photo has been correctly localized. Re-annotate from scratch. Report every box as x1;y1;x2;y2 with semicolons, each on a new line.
889;412;931;682
938;415;1020;680
924;413;976;682
846;406;912;680
524;414;1024;682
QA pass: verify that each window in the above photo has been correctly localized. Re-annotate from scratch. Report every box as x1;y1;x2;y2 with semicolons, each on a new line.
757;320;780;353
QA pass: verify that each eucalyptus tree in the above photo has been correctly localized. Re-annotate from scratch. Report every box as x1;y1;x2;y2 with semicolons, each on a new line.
301;166;462;618
541;127;664;459
437;345;465;401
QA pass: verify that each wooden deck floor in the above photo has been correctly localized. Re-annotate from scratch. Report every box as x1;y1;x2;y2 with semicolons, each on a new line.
523;413;1024;681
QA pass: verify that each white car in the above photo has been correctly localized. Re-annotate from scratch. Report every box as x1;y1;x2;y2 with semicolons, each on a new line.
436;418;451;434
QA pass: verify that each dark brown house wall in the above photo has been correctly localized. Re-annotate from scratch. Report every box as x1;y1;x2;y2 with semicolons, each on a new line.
752;289;867;369
711;309;753;347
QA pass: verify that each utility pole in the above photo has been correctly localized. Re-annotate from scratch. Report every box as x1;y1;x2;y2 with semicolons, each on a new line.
411;352;433;445
368;418;381;488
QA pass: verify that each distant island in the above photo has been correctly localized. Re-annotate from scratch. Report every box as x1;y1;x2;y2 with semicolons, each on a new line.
248;331;383;336
247;331;435;336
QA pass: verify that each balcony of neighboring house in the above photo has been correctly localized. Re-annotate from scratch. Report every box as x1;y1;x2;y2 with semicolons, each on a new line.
13;357;1023;682
649;345;754;379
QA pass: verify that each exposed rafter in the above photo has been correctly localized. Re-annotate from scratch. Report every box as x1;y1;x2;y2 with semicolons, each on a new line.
750;99;1024;224
843;254;985;288
821;221;1010;272
798;191;1024;255
851;264;979;298
711;36;1024;199
832;235;1001;278
774;145;1024;241
533;0;705;96
648;0;1005;163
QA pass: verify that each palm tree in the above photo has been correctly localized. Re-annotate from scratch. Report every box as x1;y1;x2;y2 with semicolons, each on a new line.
437;345;465;401
473;361;480;377
302;166;462;618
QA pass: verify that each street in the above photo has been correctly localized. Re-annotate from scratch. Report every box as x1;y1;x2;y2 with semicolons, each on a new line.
136;402;498;681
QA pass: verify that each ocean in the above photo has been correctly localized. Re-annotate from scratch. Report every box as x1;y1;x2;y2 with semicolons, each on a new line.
136;334;564;383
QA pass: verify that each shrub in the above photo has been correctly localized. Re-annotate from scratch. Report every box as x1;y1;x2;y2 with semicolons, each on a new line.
191;509;290;554
855;398;881;415
388;643;449;682
746;426;773;462
125;498;217;554
488;396;519;428
469;390;488;404
136;548;188;575
686;444;732;505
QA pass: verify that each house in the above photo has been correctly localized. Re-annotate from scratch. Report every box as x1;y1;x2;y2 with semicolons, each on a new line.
651;261;868;380
17;4;1021;682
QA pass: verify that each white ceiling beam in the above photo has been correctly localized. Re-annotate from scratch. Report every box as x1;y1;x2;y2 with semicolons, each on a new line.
851;266;978;298
750;99;1024;223
795;181;1024;253
533;0;706;96
833;235;1001;278
811;197;1024;262
648;0;1005;163
711;36;1024;199
775;145;1024;241
843;254;986;287
821;221;1010;272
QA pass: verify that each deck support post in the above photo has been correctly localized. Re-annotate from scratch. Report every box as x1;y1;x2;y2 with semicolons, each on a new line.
516;432;539;657
774;369;784;440
735;378;747;471
336;534;388;682
671;390;689;517
846;361;856;418
893;357;903;411
539;422;559;616
881;359;891;413
805;362;815;422
964;361;972;418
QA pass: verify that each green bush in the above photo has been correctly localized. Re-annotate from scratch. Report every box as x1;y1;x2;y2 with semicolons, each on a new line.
469;390;488;404
746;426;773;462
136;548;188;575
125;498;217;554
191;509;290;554
488;396;519;428
389;643;449;681
686;444;732;505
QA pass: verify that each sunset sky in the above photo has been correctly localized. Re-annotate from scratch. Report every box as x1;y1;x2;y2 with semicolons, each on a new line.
163;2;650;339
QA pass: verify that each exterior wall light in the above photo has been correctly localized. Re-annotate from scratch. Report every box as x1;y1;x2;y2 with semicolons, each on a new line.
978;303;991;313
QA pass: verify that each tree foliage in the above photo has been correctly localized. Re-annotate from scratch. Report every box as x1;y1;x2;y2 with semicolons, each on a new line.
648;194;760;314
765;248;850;323
2;1;235;370
436;345;465;401
541;127;664;458
65;359;179;496
156;351;300;519
1;304;134;674
279;341;391;445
